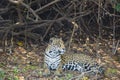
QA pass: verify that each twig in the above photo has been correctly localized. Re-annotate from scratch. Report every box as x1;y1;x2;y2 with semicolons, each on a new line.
91;0;120;17
68;2;78;51
20;2;41;21
35;0;60;13
113;40;120;54
112;2;116;55
68;21;78;51
69;72;85;80
42;13;59;41
69;70;94;80
9;0;41;21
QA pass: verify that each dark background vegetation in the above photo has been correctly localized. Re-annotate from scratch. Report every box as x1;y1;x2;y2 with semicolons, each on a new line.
0;0;120;43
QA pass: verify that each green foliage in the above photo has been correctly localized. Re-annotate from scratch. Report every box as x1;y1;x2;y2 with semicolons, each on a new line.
21;68;26;73
13;67;19;75
105;68;117;76
59;78;64;80
0;69;5;80
0;68;20;80
108;68;117;74
21;65;38;73
25;65;38;70
0;63;5;67
115;3;120;12
7;77;12;80
65;73;73;80
37;71;42;77
7;76;19;80
13;76;19;80
81;76;89;80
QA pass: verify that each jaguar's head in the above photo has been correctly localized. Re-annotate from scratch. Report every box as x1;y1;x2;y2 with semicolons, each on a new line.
45;37;66;58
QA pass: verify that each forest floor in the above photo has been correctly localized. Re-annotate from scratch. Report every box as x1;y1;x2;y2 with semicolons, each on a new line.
0;39;120;80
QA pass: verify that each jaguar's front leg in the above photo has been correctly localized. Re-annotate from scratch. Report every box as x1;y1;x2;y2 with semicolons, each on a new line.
54;64;63;76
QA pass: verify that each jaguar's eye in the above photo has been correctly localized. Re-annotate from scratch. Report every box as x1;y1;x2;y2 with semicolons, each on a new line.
49;51;52;53
58;50;61;53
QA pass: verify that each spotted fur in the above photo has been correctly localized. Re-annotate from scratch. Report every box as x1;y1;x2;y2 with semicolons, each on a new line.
61;53;104;74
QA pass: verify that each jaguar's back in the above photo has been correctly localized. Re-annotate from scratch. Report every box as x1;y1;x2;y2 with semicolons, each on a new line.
61;53;95;64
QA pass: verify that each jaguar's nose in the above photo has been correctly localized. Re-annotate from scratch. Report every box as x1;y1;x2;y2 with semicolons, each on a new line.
58;49;65;54
62;48;66;51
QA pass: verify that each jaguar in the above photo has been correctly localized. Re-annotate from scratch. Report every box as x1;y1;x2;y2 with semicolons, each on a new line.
43;37;104;76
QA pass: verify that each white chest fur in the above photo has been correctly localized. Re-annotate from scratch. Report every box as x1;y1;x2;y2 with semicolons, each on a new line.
45;54;61;70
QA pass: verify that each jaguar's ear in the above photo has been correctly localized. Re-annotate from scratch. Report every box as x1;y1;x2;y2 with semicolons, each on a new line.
49;38;53;44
